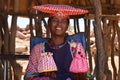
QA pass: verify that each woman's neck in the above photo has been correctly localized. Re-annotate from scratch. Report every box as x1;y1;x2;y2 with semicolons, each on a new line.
50;37;65;46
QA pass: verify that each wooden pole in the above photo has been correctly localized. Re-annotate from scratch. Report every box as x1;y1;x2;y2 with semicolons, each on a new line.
111;21;117;80
102;18;112;80
29;17;34;37
93;0;106;80
9;15;17;54
85;19;93;72
73;18;77;33
42;18;51;37
116;21;120;80
76;18;80;32
0;16;4;80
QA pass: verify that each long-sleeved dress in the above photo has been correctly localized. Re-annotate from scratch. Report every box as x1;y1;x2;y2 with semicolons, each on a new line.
24;41;74;80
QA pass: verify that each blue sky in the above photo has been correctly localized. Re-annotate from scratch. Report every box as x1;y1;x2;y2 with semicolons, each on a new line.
8;15;86;32
8;15;30;28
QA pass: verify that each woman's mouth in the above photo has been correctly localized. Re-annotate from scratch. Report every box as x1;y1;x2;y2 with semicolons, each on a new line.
56;27;62;30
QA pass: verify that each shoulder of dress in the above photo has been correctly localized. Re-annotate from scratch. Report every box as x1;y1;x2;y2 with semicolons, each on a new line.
34;42;45;48
31;43;45;52
33;44;42;48
30;43;46;55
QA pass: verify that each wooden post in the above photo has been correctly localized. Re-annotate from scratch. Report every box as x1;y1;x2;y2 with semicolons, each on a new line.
0;16;2;54
73;18;77;33
29;17;34;37
102;18;112;80
9;15;17;54
116;21;120;80
84;19;93;72
2;14;9;54
9;15;21;80
1;13;11;80
42;18;51;37
8;15;18;80
0;15;4;80
76;18;80;32
34;15;42;36
93;0;106;80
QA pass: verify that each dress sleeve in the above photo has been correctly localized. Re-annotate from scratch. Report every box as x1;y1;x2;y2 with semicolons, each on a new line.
24;44;42;79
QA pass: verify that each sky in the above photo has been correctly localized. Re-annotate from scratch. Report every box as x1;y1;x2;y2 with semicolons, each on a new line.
8;15;30;28
8;15;87;32
8;15;120;33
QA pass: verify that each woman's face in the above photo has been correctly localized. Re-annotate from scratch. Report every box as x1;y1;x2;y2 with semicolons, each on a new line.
49;16;69;37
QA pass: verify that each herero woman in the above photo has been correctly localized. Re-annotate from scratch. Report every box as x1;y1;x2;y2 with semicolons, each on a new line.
24;4;88;80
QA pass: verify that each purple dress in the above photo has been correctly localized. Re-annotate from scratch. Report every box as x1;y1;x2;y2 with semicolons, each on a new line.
45;42;73;80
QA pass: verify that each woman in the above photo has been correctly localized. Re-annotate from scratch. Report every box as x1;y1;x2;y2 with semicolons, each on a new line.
24;4;88;80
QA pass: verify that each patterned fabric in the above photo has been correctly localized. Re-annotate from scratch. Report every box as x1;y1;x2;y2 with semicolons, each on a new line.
38;52;57;73
69;42;89;73
24;45;42;80
26;44;41;73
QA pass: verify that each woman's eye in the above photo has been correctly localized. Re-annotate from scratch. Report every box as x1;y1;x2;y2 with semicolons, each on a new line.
52;19;67;24
52;19;59;23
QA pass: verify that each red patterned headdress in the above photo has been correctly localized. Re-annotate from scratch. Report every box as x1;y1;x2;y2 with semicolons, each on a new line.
33;4;88;18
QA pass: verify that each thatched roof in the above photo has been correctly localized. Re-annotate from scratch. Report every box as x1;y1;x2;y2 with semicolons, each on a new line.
0;0;120;18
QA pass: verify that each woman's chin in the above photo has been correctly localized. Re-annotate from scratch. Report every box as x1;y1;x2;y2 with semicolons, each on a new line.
53;33;65;37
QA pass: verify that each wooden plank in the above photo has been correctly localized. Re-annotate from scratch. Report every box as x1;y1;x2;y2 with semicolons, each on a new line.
84;14;120;20
102;15;120;20
9;15;17;54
